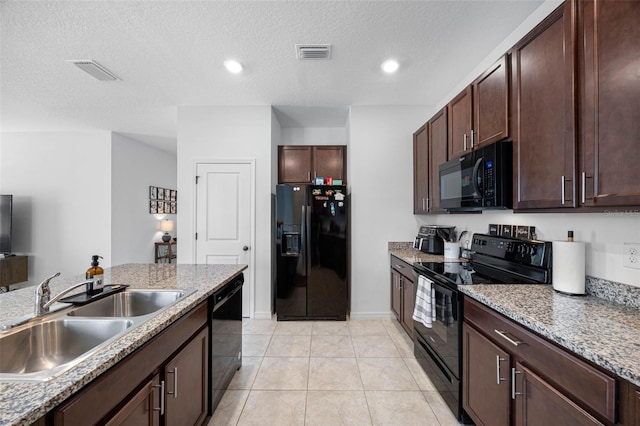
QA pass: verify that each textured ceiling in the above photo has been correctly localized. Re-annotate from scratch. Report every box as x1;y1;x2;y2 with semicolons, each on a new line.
0;0;544;153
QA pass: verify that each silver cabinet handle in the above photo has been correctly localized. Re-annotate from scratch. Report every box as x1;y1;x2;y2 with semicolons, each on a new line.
463;133;467;151
422;198;426;212
494;329;524;347
496;355;507;385
153;380;165;415
511;368;522;399
581;172;586;204
470;129;475;149
167;367;178;398
561;175;565;205
307;172;311;182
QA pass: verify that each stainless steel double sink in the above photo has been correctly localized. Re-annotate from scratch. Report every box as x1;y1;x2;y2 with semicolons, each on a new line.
0;289;193;381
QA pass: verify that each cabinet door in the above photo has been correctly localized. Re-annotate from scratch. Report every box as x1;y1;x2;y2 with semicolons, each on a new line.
164;328;208;426
579;0;640;207
413;124;429;214
278;146;312;183
390;269;401;320
512;1;577;209
105;374;161;426
448;86;473;158
514;363;603;426
428;108;448;213
400;275;415;338
473;55;510;147
313;146;345;182
462;323;511;426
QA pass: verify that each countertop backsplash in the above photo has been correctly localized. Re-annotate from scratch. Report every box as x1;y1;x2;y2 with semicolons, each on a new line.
586;276;640;310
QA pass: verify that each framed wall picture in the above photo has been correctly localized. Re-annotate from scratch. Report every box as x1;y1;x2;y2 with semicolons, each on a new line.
157;188;165;201
149;186;157;200
157;201;165;214
170;202;177;214
170;190;177;201
149;200;157;214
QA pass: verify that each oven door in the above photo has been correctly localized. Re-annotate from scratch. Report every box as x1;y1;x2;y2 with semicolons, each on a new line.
413;278;461;377
439;153;483;210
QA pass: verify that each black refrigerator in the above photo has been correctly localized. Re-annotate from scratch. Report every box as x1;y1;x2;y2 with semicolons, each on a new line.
275;184;348;320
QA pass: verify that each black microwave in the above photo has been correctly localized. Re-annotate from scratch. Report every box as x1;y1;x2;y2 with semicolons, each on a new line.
439;140;512;211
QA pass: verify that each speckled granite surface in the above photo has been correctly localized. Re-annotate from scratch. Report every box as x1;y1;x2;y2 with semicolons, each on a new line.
388;242;448;263
459;285;640;387
0;263;246;426
586;276;640;309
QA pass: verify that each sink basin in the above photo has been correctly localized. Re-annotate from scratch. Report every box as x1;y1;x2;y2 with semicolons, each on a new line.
0;318;132;380
67;289;188;317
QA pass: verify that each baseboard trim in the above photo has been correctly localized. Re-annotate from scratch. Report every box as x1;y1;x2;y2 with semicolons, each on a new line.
253;311;273;320
349;311;396;320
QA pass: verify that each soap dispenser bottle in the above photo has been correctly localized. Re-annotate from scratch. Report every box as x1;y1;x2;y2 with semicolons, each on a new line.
86;255;104;295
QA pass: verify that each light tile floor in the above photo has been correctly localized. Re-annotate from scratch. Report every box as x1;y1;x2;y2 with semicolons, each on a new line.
208;318;461;426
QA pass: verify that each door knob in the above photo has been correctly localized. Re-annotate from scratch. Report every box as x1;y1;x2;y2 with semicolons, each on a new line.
242;246;249;251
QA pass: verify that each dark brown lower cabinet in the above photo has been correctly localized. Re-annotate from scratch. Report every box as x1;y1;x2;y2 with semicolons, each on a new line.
52;303;209;426
463;297;616;426
462;323;510;426
514;363;601;426
389;255;415;338
105;374;161;426
165;328;209;426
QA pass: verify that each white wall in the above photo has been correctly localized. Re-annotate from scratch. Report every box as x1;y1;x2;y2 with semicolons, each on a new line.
111;133;177;266
349;106;433;317
177;106;273;318
280;127;348;146
0;131;112;287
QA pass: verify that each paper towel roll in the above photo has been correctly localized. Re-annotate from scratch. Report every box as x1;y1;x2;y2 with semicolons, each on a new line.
552;241;586;295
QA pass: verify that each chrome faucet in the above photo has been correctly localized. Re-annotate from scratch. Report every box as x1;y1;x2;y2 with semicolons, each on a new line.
34;272;91;315
1;273;91;331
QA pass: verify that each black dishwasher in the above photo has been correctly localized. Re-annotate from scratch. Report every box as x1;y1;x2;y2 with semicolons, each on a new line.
209;273;243;413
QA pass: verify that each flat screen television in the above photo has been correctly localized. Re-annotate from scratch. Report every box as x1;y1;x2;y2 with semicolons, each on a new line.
0;195;12;254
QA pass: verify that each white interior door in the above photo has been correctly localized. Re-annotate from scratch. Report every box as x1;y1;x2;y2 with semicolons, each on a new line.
196;161;253;317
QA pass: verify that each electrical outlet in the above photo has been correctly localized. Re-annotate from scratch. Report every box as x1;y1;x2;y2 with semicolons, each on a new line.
623;243;640;269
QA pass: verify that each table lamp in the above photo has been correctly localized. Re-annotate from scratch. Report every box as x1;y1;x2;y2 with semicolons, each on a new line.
159;220;174;242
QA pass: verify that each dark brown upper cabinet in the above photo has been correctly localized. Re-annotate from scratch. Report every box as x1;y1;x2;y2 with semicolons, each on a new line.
511;1;577;210
278;145;346;184
413;124;430;214
473;55;510;148
448;55;510;159
414;108;448;214
579;0;640;208
447;86;473;158
428;108;448;213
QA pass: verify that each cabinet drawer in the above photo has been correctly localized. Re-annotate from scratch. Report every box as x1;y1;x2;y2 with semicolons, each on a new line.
390;256;413;280
465;298;616;424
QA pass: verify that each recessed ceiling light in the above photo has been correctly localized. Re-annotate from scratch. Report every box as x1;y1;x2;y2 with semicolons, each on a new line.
381;59;399;74
224;60;243;74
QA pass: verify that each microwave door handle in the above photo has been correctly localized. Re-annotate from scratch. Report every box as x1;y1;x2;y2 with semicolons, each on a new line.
472;157;483;197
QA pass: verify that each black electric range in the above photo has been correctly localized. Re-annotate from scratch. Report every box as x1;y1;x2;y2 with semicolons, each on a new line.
411;233;552;423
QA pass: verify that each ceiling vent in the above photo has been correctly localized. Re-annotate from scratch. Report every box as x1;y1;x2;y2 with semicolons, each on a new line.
296;44;332;60
67;60;119;81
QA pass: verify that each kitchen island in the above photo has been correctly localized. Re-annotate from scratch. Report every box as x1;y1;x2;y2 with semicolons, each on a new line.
0;263;246;426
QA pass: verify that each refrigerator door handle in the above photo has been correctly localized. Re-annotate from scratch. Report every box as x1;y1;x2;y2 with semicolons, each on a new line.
303;204;311;275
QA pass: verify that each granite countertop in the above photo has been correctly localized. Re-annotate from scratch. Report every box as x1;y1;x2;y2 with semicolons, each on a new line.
0;263;247;426
388;242;447;264
459;285;640;387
